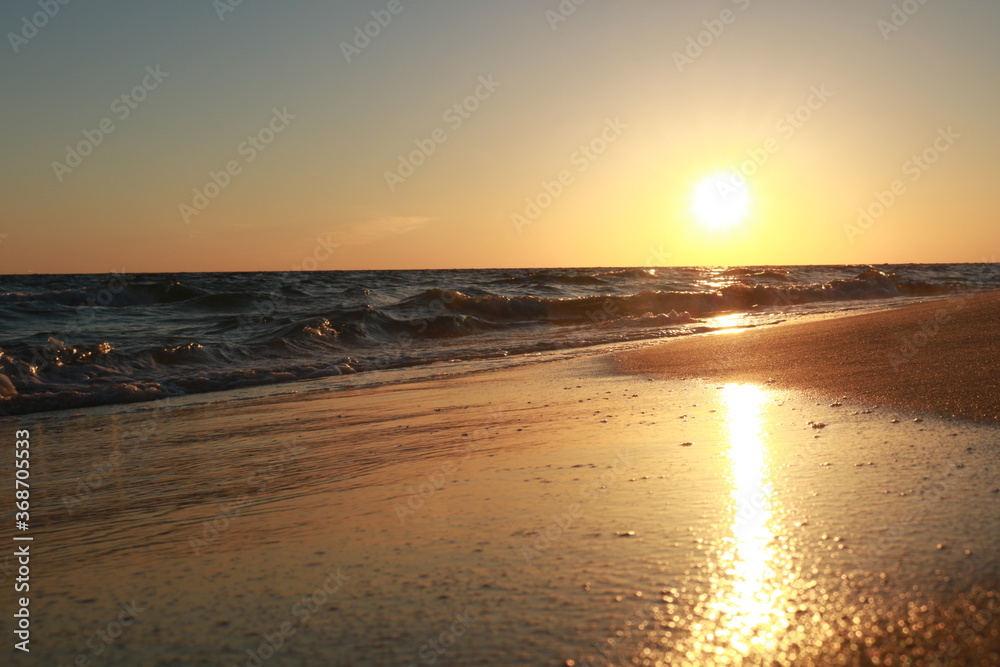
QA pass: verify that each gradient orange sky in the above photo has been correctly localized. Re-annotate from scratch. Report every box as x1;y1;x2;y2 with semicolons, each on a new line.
2;0;999;273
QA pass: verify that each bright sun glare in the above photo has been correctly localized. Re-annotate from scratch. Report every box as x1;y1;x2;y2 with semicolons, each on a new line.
691;172;751;230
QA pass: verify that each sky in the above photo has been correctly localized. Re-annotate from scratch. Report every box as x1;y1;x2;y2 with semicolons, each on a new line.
2;0;999;273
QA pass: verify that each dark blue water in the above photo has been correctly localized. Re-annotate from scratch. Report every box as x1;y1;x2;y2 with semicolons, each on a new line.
1;264;997;415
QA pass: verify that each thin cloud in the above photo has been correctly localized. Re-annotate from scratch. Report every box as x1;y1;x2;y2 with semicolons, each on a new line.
327;216;431;246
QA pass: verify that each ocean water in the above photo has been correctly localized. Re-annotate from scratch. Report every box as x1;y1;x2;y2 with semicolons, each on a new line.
1;264;997;416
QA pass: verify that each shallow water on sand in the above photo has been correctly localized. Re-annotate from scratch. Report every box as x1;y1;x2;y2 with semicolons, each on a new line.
10;357;1000;665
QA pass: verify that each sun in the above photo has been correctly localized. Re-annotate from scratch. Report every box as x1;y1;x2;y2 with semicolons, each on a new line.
691;172;751;229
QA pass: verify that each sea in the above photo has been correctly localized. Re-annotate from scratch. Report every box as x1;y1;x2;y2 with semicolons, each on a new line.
1;264;998;416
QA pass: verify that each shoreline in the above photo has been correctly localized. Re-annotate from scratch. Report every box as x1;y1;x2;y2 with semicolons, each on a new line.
613;290;1000;423
10;292;1000;664
0;288;988;421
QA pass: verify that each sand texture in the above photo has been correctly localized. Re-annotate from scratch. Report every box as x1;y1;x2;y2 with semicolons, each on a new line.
614;290;1000;423
7;343;999;665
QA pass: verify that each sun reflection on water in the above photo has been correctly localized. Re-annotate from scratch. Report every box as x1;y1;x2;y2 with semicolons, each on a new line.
712;383;787;657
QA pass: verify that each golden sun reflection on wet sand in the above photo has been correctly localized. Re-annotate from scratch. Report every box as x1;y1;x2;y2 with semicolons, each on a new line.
711;383;788;658
705;313;746;331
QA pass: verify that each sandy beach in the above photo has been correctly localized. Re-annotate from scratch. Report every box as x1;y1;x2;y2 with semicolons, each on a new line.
616;290;1000;423
6;294;1000;665
8;0;1000;663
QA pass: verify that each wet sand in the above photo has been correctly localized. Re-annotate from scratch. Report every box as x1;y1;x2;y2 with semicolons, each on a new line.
6;297;1000;665
615;289;1000;422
